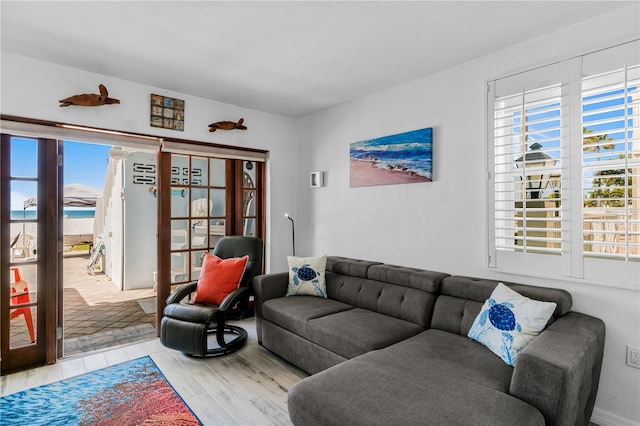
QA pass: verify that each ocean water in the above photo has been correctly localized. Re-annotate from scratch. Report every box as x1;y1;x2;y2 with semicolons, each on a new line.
350;128;433;179
11;210;95;219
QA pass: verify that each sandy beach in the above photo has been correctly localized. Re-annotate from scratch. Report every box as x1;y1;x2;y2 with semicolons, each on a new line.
10;218;95;252
350;159;431;187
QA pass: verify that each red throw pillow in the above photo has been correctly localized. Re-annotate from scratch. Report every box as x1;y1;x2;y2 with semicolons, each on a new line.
193;254;248;305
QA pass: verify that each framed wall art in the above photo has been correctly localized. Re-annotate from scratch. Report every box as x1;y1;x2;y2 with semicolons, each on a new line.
349;127;433;187
150;94;184;131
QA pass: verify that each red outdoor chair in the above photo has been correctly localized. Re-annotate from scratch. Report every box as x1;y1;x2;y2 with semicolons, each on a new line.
10;267;35;343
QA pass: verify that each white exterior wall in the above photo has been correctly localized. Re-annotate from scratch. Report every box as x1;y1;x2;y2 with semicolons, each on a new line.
102;158;124;289
297;6;640;426
122;151;158;290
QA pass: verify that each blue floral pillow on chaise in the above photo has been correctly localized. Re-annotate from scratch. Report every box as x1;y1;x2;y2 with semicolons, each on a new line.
287;255;327;298
468;283;556;366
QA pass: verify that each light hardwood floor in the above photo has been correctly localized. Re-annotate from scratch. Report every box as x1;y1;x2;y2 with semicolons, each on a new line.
0;318;309;425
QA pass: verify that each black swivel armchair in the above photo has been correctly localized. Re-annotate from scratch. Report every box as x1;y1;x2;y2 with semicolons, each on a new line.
160;236;263;357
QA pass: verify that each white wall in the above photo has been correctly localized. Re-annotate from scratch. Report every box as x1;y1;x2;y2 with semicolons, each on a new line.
1;52;299;272
297;6;640;426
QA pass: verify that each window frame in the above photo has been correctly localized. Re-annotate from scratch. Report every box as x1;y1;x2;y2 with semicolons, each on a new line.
486;40;640;289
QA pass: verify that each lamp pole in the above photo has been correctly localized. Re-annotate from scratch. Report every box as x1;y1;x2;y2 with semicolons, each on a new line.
284;213;295;256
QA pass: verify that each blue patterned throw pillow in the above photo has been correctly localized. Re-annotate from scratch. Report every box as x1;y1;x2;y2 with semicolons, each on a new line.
287;255;327;298
468;283;556;366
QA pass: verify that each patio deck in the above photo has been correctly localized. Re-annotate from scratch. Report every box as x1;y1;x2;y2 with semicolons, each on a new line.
10;254;158;356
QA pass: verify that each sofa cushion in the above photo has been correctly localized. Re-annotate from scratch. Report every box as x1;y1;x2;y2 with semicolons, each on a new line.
286;255;327;297
289;329;544;426
261;320;348;375
326;256;382;278
468;283;557;366
441;276;572;316
373;329;515;392
326;272;437;327
431;294;483;336
307;308;425;359
261;296;353;337
367;263;449;293
432;276;572;336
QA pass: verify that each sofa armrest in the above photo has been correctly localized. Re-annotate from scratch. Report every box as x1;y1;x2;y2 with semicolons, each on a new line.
252;272;289;342
253;272;289;307
509;311;605;426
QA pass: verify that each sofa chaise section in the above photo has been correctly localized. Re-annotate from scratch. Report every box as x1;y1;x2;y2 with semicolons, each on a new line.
288;329;545;426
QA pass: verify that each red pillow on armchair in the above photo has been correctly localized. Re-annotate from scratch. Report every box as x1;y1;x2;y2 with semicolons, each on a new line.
193;253;248;305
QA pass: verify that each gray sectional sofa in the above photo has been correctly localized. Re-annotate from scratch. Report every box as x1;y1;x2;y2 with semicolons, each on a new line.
252;256;605;426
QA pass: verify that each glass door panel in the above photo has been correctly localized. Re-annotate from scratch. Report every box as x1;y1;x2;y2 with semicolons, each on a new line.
192;157;208;186
209;158;226;248
171;155;190;185
191;188;209;217
210;189;225;217
209;158;225;186
170;188;189;218
210;218;225;248
242;161;257;237
8;140;39;350
191;250;206;281
191;219;208;249
9;262;37;349
167;154;232;284
2;135;59;374
170;219;188;284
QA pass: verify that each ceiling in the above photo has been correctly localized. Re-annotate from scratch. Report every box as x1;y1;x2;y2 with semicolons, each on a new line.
1;1;635;118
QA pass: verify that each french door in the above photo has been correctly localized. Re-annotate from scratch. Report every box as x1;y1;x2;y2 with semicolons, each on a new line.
1;135;62;374
156;150;264;321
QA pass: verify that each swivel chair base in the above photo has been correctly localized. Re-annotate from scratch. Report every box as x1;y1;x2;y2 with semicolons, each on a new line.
160;316;248;357
192;324;248;357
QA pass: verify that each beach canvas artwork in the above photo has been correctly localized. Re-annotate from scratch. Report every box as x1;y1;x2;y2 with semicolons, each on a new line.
350;127;433;187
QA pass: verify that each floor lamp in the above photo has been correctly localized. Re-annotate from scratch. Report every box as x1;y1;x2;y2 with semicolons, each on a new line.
284;213;295;256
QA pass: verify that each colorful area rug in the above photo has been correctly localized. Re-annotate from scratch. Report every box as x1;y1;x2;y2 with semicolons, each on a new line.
0;356;201;425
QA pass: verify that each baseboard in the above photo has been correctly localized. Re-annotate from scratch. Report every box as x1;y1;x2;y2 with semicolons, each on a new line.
591;407;639;426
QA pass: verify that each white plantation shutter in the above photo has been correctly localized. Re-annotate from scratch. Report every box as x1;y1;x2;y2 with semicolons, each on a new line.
493;82;563;255
488;63;564;277
581;55;640;262
488;40;640;288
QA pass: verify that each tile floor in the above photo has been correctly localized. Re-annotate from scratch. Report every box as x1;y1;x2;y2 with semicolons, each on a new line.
9;254;157;354
1;319;309;425
63;286;155;340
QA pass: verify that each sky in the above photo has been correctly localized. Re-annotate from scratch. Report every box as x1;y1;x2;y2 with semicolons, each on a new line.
9;138;111;210
507;84;637;199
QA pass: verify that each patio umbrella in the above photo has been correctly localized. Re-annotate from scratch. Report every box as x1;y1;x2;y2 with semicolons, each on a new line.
22;183;102;209
21;184;102;245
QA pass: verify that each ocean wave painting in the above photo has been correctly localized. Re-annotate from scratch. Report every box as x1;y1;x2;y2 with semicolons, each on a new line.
0;356;201;426
350;127;433;187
